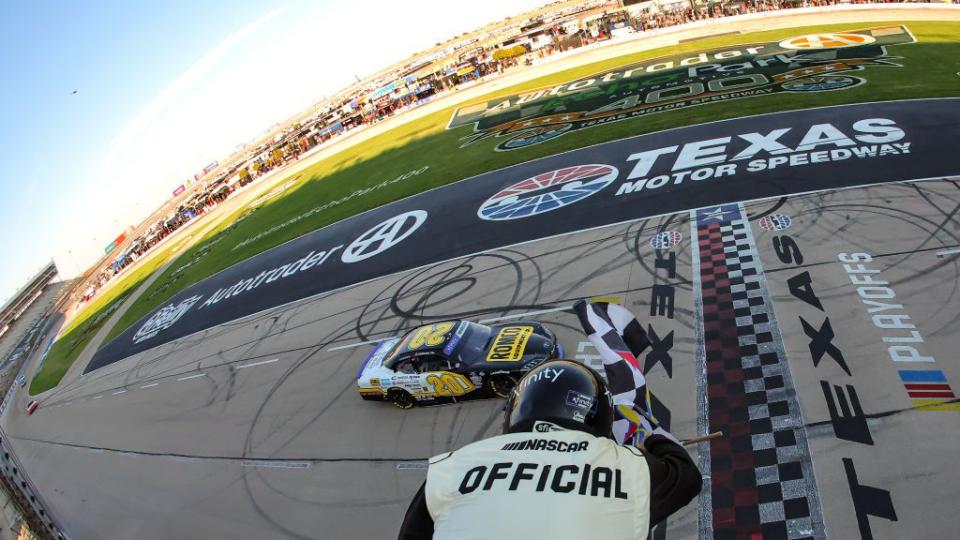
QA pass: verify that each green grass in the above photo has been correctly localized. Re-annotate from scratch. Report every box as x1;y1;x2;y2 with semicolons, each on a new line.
30;292;131;394
28;219;221;394
36;19;960;391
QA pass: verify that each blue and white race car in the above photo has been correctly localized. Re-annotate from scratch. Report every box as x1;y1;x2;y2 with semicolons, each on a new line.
356;320;563;408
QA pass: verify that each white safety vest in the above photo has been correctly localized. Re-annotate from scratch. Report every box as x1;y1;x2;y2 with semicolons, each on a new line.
425;428;651;540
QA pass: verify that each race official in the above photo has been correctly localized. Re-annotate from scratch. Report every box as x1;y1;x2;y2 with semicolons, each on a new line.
398;360;702;540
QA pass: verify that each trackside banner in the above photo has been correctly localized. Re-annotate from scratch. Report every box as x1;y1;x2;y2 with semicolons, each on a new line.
89;99;960;371
448;25;915;151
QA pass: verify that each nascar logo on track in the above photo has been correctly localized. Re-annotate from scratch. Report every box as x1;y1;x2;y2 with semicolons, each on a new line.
477;164;619;221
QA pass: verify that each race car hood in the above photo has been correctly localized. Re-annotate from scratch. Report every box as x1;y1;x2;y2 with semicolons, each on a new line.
480;322;556;365
356;337;400;381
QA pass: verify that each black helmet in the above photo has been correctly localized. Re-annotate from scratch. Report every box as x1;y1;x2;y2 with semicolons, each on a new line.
503;359;614;438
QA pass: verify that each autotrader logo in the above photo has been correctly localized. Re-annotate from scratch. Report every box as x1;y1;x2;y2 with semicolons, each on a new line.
342;210;428;263
478;164;618;221
778;32;876;50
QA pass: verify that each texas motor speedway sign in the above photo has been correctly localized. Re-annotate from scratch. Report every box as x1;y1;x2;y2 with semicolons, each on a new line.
448;25;914;151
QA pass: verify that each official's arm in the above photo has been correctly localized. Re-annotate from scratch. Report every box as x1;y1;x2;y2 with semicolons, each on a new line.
397;481;434;540
643;434;704;526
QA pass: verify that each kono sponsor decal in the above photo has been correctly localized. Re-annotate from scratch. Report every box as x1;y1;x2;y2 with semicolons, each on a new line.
486;326;534;361
615;118;911;197
478;164;618;221
133;295;204;344
449;26;912;151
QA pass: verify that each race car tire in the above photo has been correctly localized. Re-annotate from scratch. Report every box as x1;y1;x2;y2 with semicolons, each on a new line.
388;389;415;409
486;374;516;399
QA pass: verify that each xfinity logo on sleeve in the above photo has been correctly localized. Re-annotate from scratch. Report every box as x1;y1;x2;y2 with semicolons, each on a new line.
478;165;618;220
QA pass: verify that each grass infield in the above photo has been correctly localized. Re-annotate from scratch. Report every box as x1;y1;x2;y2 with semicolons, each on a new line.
32;20;960;393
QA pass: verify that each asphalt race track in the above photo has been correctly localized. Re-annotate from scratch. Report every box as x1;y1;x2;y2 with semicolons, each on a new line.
90;98;960;370
5;101;960;539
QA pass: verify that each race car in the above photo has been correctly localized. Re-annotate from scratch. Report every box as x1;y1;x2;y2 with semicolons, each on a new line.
356;319;563;408
26;400;39;415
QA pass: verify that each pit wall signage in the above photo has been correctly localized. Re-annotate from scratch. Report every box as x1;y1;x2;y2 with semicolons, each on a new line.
448;26;915;151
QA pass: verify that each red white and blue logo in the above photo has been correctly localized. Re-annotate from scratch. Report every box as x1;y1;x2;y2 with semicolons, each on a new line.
758;213;793;231
478;164;619;221
650;230;682;250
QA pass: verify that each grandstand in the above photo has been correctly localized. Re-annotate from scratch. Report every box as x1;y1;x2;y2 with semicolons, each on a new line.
0;262;58;340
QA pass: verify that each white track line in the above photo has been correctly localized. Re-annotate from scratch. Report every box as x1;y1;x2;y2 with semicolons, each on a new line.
139;383;159;389
112;390;127;395
241;460;310;469
327;338;392;352
236;358;279;370
936;248;960;257
92;395;103;400
479;305;573;324
177;373;206;381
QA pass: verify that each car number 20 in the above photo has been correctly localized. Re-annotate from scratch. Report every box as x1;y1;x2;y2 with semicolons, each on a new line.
425;373;474;397
408;322;455;349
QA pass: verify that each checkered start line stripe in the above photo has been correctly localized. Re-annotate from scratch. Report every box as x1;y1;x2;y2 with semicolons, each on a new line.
691;204;825;540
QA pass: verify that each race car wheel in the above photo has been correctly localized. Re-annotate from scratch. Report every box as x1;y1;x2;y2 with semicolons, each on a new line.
388;389;415;409
487;374;516;399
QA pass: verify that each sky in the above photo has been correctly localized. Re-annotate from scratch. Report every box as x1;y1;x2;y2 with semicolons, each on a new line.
0;0;550;305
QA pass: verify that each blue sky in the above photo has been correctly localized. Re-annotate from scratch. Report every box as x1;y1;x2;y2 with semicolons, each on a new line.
0;0;545;304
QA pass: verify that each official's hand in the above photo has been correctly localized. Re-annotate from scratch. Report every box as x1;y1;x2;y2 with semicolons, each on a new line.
650;426;680;445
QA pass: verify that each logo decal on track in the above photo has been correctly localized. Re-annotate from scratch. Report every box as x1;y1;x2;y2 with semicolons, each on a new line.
779;33;876;50
478;165;618;221
758;213;793;231
342;210;427;263
449;26;913;151
133;295;204;344
649;230;682;250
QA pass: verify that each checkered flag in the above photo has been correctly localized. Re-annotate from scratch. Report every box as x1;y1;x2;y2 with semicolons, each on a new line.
573;300;672;446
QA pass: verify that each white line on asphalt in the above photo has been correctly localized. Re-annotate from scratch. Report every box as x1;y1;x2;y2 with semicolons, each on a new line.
236;358;279;370
92;395;103;400
478;305;573;324
177;373;206;381
241;460;311;469
936;248;960;257
112;390;127;395
140;383;159;389
327;338;392;352
396;462;428;470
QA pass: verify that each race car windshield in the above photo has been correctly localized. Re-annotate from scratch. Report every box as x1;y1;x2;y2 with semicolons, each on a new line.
449;322;492;362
